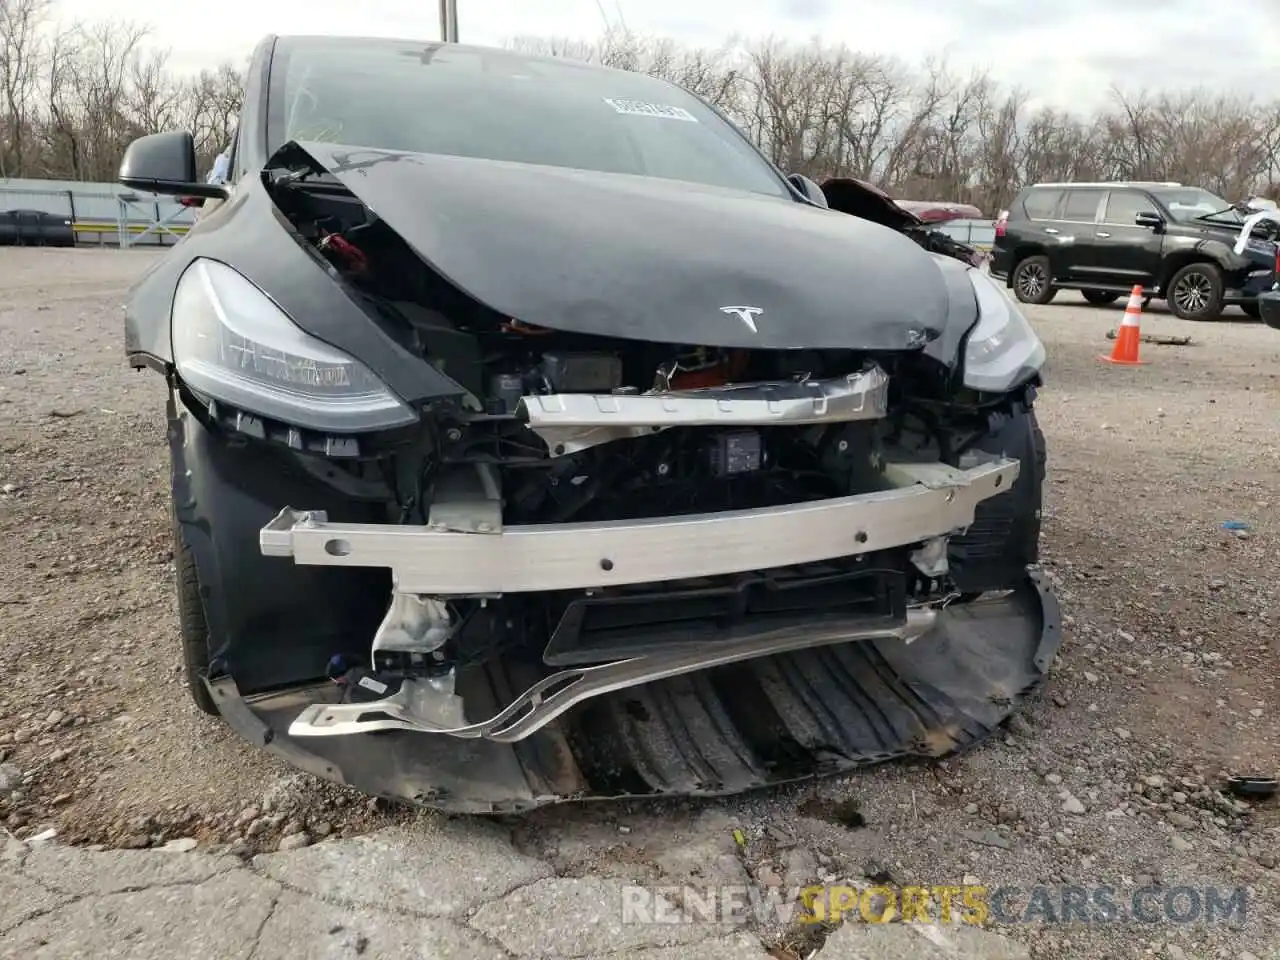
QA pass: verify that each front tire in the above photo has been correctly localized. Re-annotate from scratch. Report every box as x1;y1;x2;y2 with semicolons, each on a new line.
1082;290;1119;306
1012;255;1057;305
1167;263;1224;321
173;511;219;716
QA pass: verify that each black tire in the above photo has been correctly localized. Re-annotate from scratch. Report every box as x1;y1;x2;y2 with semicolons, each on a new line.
1241;301;1261;319
1012;255;1056;305
173;513;219;716
1166;263;1224;321
1082;290;1119;306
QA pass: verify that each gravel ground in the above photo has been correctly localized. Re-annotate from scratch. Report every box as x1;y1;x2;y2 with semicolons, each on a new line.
0;248;1276;960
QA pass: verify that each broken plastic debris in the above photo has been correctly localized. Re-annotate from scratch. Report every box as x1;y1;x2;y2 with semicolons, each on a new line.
1222;521;1251;531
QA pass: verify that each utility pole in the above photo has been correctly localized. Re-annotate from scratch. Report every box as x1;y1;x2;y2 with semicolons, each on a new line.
439;0;458;41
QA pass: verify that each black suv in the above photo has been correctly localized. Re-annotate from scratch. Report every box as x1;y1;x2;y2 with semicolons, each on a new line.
990;182;1279;321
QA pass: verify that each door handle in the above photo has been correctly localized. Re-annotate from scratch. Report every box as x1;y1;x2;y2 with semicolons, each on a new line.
1096;231;1111;238
1044;228;1059;234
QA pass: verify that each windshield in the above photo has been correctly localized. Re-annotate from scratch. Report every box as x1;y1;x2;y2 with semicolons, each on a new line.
1150;187;1239;221
267;39;788;199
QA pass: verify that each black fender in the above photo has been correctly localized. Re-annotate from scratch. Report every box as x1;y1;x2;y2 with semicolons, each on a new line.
167;390;388;694
948;401;1045;594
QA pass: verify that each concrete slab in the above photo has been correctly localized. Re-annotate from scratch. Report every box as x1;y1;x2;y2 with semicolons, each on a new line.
0;869;279;960
252;821;552;918
253;891;505;960
468;876;732;958
815;922;1032;960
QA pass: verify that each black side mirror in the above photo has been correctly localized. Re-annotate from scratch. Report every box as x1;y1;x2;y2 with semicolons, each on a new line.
788;173;829;208
119;131;229;200
1134;211;1165;230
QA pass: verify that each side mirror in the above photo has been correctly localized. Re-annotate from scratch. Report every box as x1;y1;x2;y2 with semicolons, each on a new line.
119;131;229;200
788;173;829;208
1134;211;1165;230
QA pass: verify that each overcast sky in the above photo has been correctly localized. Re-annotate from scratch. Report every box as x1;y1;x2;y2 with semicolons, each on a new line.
54;0;1280;114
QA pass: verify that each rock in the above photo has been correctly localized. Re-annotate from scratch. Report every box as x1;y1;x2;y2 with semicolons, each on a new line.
121;835;151;850
997;803;1020;824
1114;728;1131;740
0;762;21;794
1170;835;1193;852
1062;795;1086;815
311;821;332;838
814;920;1030;958
782;847;819;889
1171;792;1187;804
234;806;260;827
1167;812;1196;830
161;838;199;853
963;803;979;814
1255;852;1276;870
1007;715;1033;736
44;710;65;727
1166;946;1188;960
1045;773;1063;785
1144;775;1166;789
960;830;1014;851
277;833;312;852
1083;671;1100;683
1208;579;1227;591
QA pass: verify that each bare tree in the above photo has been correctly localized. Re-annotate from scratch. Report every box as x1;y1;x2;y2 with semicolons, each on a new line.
4;11;1280;213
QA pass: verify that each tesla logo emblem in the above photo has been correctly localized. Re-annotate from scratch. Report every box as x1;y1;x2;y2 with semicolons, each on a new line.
720;305;763;333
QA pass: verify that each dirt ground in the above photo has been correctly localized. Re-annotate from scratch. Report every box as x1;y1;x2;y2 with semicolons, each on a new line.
0;247;1276;959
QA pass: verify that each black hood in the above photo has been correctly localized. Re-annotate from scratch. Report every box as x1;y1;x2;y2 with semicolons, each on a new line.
288;141;954;352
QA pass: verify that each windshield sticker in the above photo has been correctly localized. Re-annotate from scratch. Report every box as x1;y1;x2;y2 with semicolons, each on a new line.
604;98;698;122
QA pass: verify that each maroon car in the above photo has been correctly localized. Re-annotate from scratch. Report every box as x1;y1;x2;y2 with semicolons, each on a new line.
821;178;987;267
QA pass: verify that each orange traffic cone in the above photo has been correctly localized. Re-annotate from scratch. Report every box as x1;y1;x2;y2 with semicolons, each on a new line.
1099;285;1148;365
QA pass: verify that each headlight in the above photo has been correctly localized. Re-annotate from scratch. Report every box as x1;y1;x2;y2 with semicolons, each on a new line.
172;258;417;432
962;270;1046;392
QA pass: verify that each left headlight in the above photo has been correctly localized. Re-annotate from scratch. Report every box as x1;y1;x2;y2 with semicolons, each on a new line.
962;269;1046;392
172;258;417;432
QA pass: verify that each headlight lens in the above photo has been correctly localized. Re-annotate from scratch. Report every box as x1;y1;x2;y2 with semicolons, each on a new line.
172;258;417;432
962;270;1046;392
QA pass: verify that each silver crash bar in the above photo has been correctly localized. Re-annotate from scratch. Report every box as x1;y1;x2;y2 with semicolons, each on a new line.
520;366;889;456
260;458;1019;595
286;608;938;742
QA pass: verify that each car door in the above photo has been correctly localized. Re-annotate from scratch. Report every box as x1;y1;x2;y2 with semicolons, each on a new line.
1047;188;1106;281
1088;189;1163;287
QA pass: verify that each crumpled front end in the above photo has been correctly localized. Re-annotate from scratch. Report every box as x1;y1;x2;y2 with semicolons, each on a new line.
165;145;1059;813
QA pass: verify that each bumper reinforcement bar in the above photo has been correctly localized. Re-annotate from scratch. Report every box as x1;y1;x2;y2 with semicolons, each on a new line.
259;458;1020;595
287;608;938;742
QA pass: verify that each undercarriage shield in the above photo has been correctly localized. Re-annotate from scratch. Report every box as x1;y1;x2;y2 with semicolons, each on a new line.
209;570;1061;813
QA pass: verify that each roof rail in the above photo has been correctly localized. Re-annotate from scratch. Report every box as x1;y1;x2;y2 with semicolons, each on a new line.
1028;181;1183;189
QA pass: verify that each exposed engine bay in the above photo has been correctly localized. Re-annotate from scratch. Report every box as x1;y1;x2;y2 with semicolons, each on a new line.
207;154;1049;756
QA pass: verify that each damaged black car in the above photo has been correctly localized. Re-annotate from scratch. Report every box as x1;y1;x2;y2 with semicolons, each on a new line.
118;35;1061;813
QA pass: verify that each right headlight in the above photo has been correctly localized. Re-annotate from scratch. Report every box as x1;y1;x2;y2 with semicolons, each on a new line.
172;258;417;432
962;269;1046;393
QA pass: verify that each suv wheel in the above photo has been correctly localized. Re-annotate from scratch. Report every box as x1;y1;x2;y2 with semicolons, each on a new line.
1082;290;1119;306
1167;263;1224;321
1012;255;1056;305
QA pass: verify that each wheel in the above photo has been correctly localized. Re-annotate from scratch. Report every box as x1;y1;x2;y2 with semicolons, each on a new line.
1082;290;1119;306
1166;263;1224;321
1241;301;1261;319
1012;255;1056;305
173;511;220;716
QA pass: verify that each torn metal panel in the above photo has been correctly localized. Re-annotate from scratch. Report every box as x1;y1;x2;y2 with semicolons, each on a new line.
208;570;1061;813
288;608;938;742
519;366;890;456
